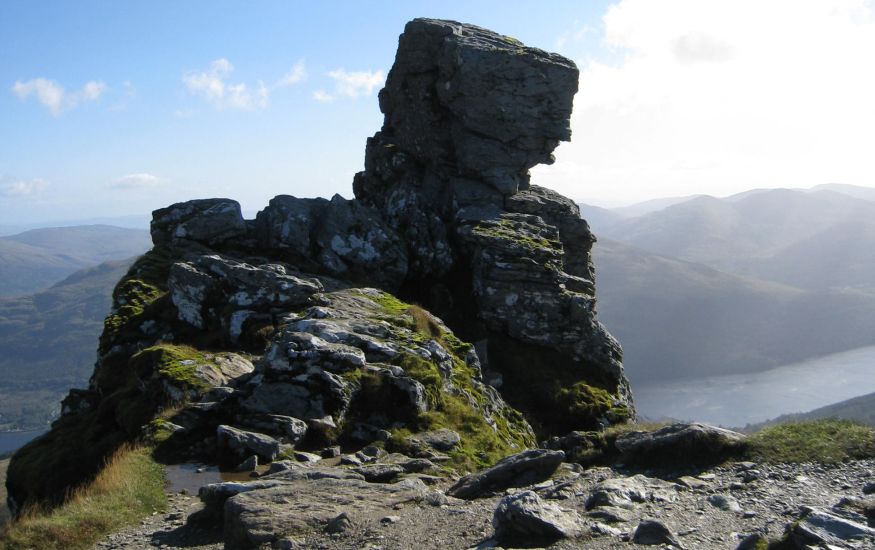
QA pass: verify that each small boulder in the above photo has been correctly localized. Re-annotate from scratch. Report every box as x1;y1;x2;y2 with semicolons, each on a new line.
788;506;875;547
234;455;259;473
407;428;461;453
708;494;742;513
632;519;682;547
216;425;281;462
353;463;405;483
447;449;565;499
615;422;746;467
492;490;583;542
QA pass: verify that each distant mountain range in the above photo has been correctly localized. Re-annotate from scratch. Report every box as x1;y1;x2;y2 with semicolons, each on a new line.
0;258;134;430
584;183;875;384
0;225;150;297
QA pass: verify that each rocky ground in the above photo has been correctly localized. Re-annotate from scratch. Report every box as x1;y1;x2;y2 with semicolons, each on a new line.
90;455;875;550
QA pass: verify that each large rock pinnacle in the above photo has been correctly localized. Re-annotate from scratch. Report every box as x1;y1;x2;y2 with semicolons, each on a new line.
6;18;632;517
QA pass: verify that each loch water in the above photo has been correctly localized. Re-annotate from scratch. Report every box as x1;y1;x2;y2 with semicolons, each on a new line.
633;345;875;428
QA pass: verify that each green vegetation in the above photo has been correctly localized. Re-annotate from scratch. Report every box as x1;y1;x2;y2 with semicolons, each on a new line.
556;382;632;426
745;419;875;464
131;344;213;392
0;259;133;430
347;290;535;471
0;446;165;550
487;334;630;436
472;218;560;252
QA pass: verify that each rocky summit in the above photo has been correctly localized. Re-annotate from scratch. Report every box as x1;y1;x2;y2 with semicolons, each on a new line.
7;17;637;549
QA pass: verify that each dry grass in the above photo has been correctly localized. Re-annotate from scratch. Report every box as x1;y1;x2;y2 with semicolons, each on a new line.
0;445;165;550
407;305;442;339
0;459;9;528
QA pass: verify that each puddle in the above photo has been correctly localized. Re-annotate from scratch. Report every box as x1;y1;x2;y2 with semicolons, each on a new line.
164;463;270;494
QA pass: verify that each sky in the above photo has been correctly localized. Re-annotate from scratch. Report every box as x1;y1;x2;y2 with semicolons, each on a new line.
2;0;875;225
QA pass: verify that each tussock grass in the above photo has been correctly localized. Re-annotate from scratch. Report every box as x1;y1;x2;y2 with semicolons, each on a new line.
0;446;166;550
745;418;875;464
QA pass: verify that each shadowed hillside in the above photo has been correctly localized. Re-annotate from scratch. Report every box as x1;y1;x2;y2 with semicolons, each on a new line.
0;225;150;297
0;259;134;430
593;238;875;383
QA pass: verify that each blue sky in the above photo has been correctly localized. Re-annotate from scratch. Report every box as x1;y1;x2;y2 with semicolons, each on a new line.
2;0;875;226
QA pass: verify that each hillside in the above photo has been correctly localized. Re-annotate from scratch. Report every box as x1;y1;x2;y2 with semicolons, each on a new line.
593;238;875;383
0;258;134;430
597;189;875;292
745;391;875;431
0;225;150;297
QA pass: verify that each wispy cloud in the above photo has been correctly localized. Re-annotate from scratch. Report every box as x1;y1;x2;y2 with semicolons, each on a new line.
108;80;137;112
313;68;384;102
111;173;164;189
0;178;47;197
275;60;307;88
183;58;268;110
11;78;106;116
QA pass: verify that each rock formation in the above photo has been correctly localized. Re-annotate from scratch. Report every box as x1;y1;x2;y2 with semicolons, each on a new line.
5;17;632;525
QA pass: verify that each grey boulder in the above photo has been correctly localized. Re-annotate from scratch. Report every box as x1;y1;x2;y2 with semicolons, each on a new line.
216;425;281;462
447;449;564;499
492;490;582;542
151;198;247;246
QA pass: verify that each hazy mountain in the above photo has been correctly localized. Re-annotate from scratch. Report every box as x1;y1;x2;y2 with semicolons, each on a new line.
593;238;875;384
610;194;704;217
0;214;151;237
0;258;134;430
0;225;150;297
597;188;875;292
810;183;875;202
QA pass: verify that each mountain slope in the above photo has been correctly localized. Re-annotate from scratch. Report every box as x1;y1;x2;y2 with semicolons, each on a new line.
0;225;150;297
598;188;875;292
0;258;135;430
593;238;875;383
744;391;875;431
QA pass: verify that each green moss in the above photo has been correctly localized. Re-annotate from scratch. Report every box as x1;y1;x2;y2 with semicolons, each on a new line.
372;291;410;317
472;218;562;252
486;334;629;437
387;351;533;472
557;383;632;426
131;344;213;393
142;419;179;445
100;279;163;349
98;247;177;354
745;419;875;464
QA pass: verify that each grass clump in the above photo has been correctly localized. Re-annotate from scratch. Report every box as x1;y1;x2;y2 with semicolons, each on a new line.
745;418;875;464
0;446;166;550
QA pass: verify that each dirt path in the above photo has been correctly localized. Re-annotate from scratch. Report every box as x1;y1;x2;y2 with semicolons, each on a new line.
91;490;223;550
90;459;875;549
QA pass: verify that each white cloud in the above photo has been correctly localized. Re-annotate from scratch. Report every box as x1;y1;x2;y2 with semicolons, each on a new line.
276;60;307;87
11;78;106;116
312;90;334;103
314;68;384;102
535;0;875;204
111;173;164;189
183;58;268;110
0;178;47;197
